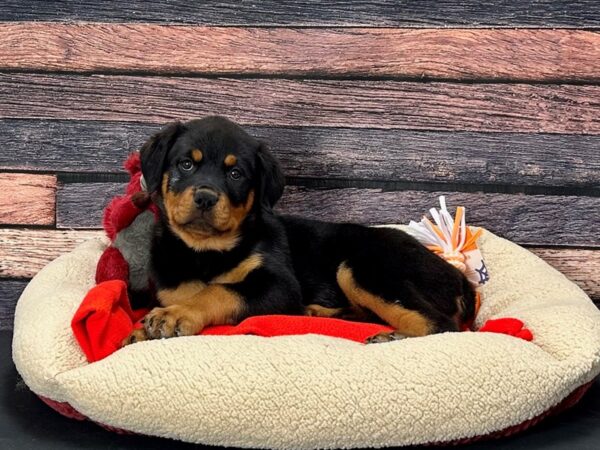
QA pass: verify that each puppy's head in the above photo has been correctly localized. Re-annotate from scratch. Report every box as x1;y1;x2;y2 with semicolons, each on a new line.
140;116;284;251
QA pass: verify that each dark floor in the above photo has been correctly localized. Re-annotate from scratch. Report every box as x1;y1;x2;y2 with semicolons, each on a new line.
1;331;599;450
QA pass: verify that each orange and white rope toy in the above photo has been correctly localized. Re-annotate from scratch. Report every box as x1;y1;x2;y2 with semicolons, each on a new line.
407;196;489;288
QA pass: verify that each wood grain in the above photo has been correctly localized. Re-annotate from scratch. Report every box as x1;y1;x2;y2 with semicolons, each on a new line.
0;173;56;226
56;182;600;246
0;229;102;278
56;182;123;230
2;24;599;81
278;187;600;247
2;0;599;27
2;120;599;189
0;279;27;330
1;75;599;133
529;248;600;303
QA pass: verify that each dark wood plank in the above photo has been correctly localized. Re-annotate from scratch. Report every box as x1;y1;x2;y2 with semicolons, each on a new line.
278;187;600;247
2;1;599;27
57;182;600;247
0;279;27;330
2;24;599;81
2;75;599;133
56;182;122;231
2;120;599;189
0;173;56;226
0;229;102;278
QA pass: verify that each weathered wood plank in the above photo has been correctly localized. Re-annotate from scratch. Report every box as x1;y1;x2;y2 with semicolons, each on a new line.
57;182;123;230
57;182;600;246
0;280;27;330
2;75;599;133
2;119;599;188
529;248;600;303
278;187;600;247
2;24;599;82
0;173;56;226
0;229;102;279
2;1;599;28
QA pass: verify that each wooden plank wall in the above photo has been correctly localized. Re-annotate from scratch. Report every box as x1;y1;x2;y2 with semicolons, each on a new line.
1;1;599;330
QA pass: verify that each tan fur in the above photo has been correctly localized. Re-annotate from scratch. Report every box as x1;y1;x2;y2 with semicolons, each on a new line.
224;154;237;167
191;149;203;162
305;304;344;318
213;253;263;284
336;262;433;337
161;175;256;252
158;280;207;307
143;284;245;338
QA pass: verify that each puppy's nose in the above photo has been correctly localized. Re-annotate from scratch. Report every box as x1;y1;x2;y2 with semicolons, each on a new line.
194;189;218;211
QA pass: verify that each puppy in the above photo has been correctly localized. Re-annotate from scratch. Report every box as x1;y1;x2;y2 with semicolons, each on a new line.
124;116;476;345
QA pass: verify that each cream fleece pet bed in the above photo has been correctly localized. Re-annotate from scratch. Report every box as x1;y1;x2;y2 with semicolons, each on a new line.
12;228;600;448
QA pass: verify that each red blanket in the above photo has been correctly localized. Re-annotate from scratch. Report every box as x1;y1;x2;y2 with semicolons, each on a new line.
72;280;532;363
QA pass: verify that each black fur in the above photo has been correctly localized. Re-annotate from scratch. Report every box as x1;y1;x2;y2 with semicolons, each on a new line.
141;116;476;335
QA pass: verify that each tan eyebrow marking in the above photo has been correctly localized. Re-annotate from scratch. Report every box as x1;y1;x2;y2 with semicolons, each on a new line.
191;149;203;162
224;154;237;167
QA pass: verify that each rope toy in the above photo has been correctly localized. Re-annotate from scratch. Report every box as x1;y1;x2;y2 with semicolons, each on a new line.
407;196;489;288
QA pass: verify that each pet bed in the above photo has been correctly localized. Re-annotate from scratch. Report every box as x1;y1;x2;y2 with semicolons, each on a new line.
12;227;600;448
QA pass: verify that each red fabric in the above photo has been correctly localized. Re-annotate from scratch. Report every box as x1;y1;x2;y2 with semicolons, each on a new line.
202;315;394;341
95;247;129;285
479;317;533;341
71;281;147;362
72;281;535;364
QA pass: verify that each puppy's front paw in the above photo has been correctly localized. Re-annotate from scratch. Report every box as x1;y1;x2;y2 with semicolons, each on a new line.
365;331;406;344
143;306;203;339
122;327;148;347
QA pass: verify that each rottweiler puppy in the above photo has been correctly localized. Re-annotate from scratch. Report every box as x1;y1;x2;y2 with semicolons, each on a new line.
124;116;476;345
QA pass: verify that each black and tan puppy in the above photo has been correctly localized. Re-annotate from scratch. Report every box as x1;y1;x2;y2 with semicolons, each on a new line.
124;116;476;345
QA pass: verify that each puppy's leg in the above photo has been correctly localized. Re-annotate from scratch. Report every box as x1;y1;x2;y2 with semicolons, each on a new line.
336;262;458;343
144;284;244;339
124;267;302;343
305;304;345;318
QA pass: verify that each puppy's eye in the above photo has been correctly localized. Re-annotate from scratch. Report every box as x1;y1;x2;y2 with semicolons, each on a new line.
229;168;242;180
178;158;194;172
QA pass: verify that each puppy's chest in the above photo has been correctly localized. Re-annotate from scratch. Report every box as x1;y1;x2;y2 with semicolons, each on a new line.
157;248;260;289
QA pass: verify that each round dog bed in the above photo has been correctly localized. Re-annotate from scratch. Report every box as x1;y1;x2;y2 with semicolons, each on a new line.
12;228;600;448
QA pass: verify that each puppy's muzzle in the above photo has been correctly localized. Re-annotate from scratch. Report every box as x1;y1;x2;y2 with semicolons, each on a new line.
194;188;219;211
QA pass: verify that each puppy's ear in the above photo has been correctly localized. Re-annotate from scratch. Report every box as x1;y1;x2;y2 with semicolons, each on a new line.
140;122;183;193
256;142;284;211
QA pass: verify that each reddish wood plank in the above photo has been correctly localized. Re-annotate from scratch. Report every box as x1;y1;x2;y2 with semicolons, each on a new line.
1;25;599;81
1;74;599;133
0;229;102;278
0;173;56;226
529;248;600;302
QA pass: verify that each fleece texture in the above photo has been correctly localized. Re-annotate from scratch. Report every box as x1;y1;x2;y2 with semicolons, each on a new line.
12;228;600;449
